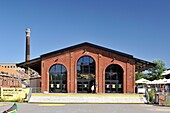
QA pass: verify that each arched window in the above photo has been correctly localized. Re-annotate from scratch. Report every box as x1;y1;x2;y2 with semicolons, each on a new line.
105;64;123;93
77;56;95;93
49;64;67;93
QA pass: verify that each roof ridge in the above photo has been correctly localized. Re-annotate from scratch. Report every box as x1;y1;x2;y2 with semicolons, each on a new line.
41;42;133;58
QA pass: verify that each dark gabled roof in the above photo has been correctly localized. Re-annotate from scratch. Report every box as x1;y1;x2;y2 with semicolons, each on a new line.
41;42;134;58
17;57;41;67
134;58;156;72
17;42;155;72
17;58;41;74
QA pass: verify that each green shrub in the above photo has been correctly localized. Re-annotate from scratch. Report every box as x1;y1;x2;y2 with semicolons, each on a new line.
148;89;155;104
0;98;4;102
164;94;170;106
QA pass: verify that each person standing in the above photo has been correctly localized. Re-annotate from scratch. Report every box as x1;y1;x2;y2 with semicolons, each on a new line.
91;83;94;93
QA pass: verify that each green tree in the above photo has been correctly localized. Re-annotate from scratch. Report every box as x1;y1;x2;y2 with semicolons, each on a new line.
148;59;166;81
136;72;147;80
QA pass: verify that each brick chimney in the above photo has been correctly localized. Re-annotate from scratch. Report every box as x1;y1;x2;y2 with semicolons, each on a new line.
25;28;30;62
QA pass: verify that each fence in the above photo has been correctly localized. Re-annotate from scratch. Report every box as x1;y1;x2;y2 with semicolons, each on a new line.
31;87;41;93
164;93;170;106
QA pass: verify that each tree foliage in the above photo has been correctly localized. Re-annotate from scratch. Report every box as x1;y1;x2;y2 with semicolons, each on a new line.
136;59;166;81
148;59;166;81
136;72;147;80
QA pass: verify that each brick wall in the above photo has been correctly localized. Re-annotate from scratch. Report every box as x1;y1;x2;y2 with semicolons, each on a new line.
41;46;135;93
0;76;22;88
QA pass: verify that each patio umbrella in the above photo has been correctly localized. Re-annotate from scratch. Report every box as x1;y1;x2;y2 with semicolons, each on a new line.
162;70;170;76
148;78;170;84
147;80;158;84
165;78;170;84
135;78;150;84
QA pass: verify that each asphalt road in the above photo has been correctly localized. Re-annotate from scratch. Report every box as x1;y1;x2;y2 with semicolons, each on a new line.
1;103;170;113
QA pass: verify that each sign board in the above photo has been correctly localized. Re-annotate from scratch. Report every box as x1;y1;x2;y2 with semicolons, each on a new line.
0;88;30;102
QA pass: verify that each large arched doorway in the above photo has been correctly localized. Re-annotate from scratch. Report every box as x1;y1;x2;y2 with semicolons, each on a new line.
49;64;67;93
77;56;95;93
105;64;123;93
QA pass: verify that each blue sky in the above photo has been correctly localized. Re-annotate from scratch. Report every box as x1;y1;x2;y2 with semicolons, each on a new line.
0;0;170;68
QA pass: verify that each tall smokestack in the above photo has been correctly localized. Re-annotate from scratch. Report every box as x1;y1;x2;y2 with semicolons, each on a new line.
25;28;30;62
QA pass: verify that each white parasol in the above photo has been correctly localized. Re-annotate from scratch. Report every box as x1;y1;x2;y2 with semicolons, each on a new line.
136;78;150;84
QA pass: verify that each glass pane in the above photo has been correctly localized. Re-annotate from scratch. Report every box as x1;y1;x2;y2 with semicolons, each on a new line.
110;65;115;72
62;65;66;73
50;66;56;73
110;73;117;80
56;74;62;80
105;72;110;80
84;65;89;74
89;57;94;64
77;65;81;72
105;66;110;73
62;74;67;80
49;74;53;80
83;56;89;65
51;74;55;80
78;58;83;65
90;65;95;74
56;64;61;74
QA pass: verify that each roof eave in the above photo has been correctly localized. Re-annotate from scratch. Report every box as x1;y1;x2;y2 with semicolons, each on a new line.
134;57;156;72
17;57;41;68
41;42;134;59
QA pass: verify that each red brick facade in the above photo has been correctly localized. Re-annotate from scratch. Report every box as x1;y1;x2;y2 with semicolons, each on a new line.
41;45;136;93
0;76;22;88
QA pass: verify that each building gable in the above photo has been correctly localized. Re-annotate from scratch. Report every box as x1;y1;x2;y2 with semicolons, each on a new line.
17;42;155;72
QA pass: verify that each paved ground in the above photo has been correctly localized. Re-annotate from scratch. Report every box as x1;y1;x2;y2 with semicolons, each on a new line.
1;103;170;113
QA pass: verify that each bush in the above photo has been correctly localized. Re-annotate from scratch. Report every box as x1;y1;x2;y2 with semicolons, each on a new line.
148;89;155;104
0;98;4;102
164;94;170;106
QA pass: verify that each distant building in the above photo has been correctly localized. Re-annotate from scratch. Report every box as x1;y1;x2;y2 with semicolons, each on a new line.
0;66;27;88
0;63;25;72
0;63;40;88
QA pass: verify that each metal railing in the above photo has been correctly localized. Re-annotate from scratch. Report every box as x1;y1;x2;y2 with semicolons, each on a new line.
31;87;41;93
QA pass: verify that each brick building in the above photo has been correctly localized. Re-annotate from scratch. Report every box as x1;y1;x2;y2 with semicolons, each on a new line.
0;66;27;88
18;42;155;93
0;63;25;72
